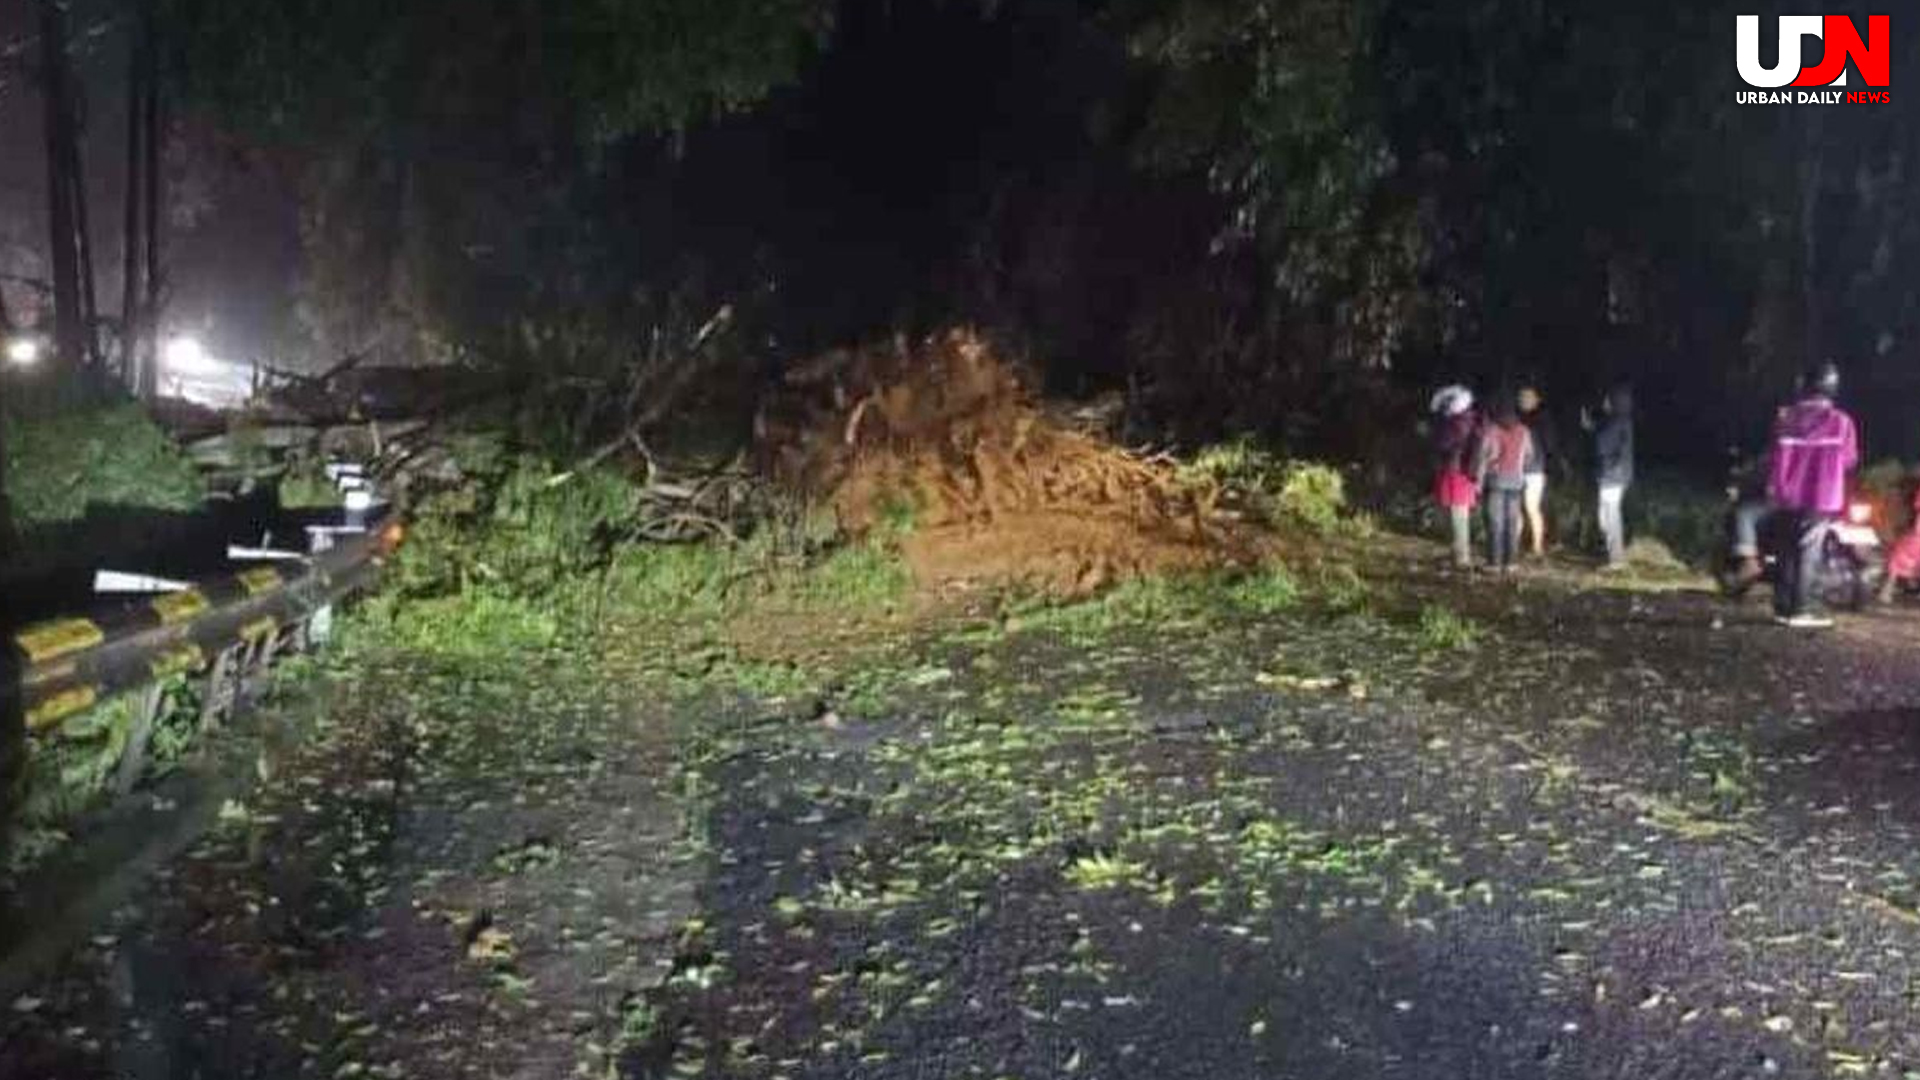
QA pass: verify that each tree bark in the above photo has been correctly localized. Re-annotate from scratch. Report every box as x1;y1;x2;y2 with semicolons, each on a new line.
0;377;13;556
72;143;101;372
0;657;21;849
0;175;11;556
120;0;147;390
38;0;85;372
139;6;163;402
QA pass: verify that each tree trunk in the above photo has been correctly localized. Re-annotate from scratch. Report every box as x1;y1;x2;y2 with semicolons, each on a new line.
0;386;13;556
0;181;11;557
121;0;147;391
139;7;164;402
69;129;101;373
38;0;85;372
0;653;20;850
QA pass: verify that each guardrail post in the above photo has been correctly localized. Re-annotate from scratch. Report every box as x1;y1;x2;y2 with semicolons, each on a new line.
0;648;22;847
113;682;168;795
199;644;239;733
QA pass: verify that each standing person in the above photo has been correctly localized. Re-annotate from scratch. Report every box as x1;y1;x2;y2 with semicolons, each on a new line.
1876;476;1920;603
1727;451;1774;589
1767;361;1860;627
1728;398;1797;589
1516;385;1557;558
1585;384;1635;571
1477;399;1537;574
1429;385;1480;569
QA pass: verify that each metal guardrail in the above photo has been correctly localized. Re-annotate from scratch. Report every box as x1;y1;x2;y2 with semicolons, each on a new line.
1;522;398;799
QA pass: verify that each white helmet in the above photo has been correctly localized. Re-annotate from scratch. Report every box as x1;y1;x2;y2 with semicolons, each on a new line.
1429;384;1474;417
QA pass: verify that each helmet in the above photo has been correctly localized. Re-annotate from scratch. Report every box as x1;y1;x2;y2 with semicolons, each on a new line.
1429;384;1474;417
1808;361;1841;398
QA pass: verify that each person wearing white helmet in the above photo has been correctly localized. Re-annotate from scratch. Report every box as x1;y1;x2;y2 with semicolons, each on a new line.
1767;361;1859;626
1430;384;1481;568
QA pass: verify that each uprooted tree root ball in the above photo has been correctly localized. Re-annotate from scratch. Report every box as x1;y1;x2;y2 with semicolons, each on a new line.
758;328;1273;594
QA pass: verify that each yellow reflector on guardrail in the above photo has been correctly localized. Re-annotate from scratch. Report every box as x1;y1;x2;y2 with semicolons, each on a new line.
237;568;284;595
149;643;206;680
14;618;105;664
23;660;77;688
27;685;98;732
151;590;211;624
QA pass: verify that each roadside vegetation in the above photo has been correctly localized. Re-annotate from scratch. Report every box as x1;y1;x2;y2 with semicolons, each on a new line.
1;377;203;533
19;394;1912;1075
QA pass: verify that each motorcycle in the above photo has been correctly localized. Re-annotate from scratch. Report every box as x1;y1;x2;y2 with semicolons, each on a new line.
1719;493;1885;611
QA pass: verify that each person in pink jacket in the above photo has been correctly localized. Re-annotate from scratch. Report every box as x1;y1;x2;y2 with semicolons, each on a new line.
1767;362;1860;626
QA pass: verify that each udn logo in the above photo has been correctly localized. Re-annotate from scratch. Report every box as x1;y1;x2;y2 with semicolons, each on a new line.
1736;14;1891;105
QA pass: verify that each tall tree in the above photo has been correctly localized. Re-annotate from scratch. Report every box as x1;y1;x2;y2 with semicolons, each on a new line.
119;0;162;398
38;0;87;372
140;1;163;402
119;0;145;387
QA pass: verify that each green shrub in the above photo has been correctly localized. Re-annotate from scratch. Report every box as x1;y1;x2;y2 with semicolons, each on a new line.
872;490;922;541
1415;604;1481;650
603;541;744;620
352;588;568;657
279;459;342;509
1002;562;1310;639
790;541;911;610
1224;565;1302;614
1275;461;1348;533
389;455;642;602
1313;562;1371;612
1179;437;1278;492
367;445;910;658
4;394;202;527
5;676;198;877
1180;437;1352;534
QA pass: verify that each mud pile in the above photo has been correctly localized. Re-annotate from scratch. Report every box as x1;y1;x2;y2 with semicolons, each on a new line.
758;329;1264;593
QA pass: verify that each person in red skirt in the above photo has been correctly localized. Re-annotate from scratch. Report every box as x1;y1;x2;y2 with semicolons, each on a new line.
1430;385;1482;568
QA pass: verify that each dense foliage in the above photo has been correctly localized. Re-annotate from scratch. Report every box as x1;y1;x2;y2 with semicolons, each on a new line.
1115;0;1920;456
127;0;1920;461
2;385;203;528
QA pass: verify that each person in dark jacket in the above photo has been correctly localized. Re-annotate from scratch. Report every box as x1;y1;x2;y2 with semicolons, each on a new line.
1477;400;1538;573
1516;385;1557;558
1586;384;1635;570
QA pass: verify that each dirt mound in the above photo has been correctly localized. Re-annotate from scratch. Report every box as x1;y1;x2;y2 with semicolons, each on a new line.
758;329;1265;593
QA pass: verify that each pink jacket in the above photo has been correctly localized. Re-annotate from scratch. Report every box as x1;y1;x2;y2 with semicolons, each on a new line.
1767;396;1859;515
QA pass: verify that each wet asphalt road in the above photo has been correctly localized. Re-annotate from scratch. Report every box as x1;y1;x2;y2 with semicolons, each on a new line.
10;558;1920;1079
665;566;1920;1080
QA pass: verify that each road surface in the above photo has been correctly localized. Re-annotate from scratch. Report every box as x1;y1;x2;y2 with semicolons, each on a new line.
7;556;1920;1079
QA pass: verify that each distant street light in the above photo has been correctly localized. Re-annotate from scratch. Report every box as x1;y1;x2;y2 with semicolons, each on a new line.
163;334;209;373
3;336;42;368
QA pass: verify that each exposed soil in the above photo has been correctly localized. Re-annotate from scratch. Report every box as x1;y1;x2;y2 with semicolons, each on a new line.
760;329;1266;593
